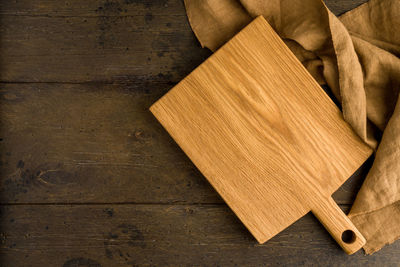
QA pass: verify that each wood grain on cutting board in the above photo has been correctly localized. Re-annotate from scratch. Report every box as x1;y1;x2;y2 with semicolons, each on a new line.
150;16;372;254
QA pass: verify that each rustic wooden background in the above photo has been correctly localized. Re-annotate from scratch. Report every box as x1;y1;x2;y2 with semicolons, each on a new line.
0;0;398;266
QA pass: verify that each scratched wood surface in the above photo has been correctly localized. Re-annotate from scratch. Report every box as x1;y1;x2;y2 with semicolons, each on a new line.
2;0;399;266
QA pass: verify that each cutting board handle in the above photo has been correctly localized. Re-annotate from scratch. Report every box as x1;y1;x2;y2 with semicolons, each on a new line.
311;196;366;254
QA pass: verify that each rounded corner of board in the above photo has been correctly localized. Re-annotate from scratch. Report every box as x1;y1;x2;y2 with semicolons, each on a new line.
366;145;374;156
149;103;156;112
149;100;163;115
256;237;268;245
254;15;266;22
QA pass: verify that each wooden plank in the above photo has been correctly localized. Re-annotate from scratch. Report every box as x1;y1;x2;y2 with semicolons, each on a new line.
0;204;398;266
0;0;368;83
0;17;210;83
0;83;371;204
0;0;210;83
0;0;370;17
0;0;184;17
0;82;218;204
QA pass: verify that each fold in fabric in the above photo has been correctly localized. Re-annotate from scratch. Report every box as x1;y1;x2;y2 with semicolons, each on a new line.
184;0;400;254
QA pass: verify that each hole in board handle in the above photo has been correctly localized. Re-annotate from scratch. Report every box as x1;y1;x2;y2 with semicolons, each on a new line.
341;230;356;244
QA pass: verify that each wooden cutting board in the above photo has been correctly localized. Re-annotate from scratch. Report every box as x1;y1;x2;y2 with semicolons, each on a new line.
150;16;372;255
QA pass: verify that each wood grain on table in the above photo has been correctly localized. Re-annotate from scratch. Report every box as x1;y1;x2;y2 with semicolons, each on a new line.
1;0;397;266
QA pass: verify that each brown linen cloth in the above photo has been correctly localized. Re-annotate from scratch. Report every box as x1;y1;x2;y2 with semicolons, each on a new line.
184;0;400;254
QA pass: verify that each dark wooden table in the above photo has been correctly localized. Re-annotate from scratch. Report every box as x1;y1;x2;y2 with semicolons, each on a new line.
0;0;398;266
